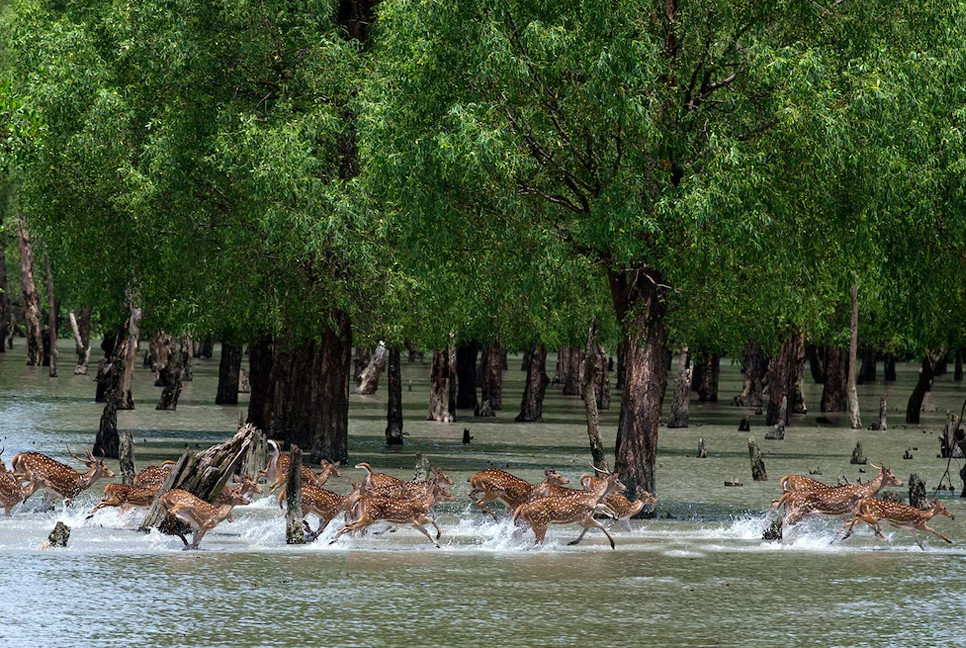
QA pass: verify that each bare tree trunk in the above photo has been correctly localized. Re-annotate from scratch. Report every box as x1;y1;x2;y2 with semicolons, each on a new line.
516;342;549;422
157;336;188;410
119;430;136;485
906;353;938;424
44;254;58;378
478;339;504;415
246;334;274;431
820;346;848;412
385;347;404;445
69;308;92;375
353;346;371;384
215;342;243;405
583;318;605;467
0;226;9;353
353;341;387;395
94;328;126;459
667;347;692;429
766;331;805;427
17;211;43;366
847;282;862;429
428;338;456;423
807;344;826;383
734;341;767;408
119;294;142;410
562;346;585;396
285;445;305;544
455;343;479;410
692;351;719;402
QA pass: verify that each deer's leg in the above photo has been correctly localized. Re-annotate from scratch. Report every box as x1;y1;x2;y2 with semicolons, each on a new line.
920;523;952;544
532;524;547;544
410;523;440;548
469;492;499;521
838;516;859;540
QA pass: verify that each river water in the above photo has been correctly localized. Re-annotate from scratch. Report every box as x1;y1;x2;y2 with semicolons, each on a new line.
1;343;965;647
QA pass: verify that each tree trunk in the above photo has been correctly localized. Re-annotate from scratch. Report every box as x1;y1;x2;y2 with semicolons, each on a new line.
554;345;572;385
428;341;456;423
905;353;938;424
611;267;669;500
0;226;8;353
354;341;387;395
353;346;371;384
156;336;188;410
246;334;274;432
17;211;43;366
858;349;877;384
667;347;692;429
734;341;767;409
385;347;404;445
455;343;479;410
119;430;136;485
215;342;243;405
847;282;862;429
264;314;352;464
94;328;126;459
44;254;58;378
766;331;805;427
119;296;142;410
689;350;718;402
194;336;214;360
560;346;585;396
515;342;549;422
140;423;262;532
956;349;964;382
583;318;605;467
285;445;305;544
479;339;504;414
807;344;826;383
69;308;92;375
884;354;897;381
820;346;848;412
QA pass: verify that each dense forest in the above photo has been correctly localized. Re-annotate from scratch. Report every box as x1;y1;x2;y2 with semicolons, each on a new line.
1;0;965;502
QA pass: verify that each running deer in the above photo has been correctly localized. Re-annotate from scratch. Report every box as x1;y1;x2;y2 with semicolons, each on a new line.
330;481;454;548
578;473;657;530
467;467;570;520
0;446;12;474
841;497;955;549
362;466;456;500
512;472;626;548
279;481;366;539
12;447;116;505
259;439;342;493
0;471;51;516
159;488;251;549
355;462;404;489
769;475;830;510
214;474;263;522
86;483;159;519
776;462;903;532
132;460;177;490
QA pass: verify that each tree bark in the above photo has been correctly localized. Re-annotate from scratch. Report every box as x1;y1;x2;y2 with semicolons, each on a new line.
516;341;549;422
44;254;58;378
667;347;691;429
734;341;767;409
215;342;243;405
858;349;877;384
691;351;719;402
285;445;305;544
354;341;387;395
806;344;826;383
0;226;8;353
956;349;964;382
385;346;404;445
119;430;136;485
353;346;371;384
94;328;126;459
119;296;142;410
766;331;805;427
559;345;585;396
246;334;274;432
69;308;92;375
884;354;897;381
17;211;43;366
156;336;188;410
820;346;848;412
611;267;669;499
428;339;457;423
846;282;862;429
583;318;605;467
455;343;479;410
264;314;352;464
905;353;938;424
479;339;504;414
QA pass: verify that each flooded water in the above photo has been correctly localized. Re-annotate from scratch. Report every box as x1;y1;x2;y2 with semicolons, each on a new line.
2;342;965;647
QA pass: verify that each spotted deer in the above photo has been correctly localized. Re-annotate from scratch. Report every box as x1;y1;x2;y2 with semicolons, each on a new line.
214;474;263;522
467;467;570;520
86;483;159;519
330;481;455;548
0;471;52;516
363;466;456;500
259;440;342;493
159;488;251;549
132;460;177;490
354;462;404;489
578;473;657;530
776;462;903;532
12;447;116;505
0;446;12;474
841;497;955;549
512;472;626;548
769;475;830;510
278;481;366;539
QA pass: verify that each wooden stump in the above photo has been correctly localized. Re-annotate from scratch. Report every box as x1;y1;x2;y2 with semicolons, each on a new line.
46;521;70;548
908;474;927;509
119;430;136;485
764;396;786;440
285;445;304;545
850;442;867;465
748;437;767;481
412;452;431;482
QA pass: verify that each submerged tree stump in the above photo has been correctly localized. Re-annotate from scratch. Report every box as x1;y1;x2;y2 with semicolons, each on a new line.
46;521;70;548
764;396;786;440
119;430;136;485
850;442;867;465
286;445;304;545
412;452;432;482
868;395;888;431
749;437;767;481
697;438;707;459
140;423;262;533
908;473;926;509
667;347;692;429
354;342;387;395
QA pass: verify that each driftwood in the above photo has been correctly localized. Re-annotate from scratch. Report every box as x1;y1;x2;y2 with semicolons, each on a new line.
139;423;262;532
285;445;304;545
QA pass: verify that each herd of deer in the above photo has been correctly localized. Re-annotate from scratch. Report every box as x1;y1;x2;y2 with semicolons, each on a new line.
771;462;955;549
0;443;955;550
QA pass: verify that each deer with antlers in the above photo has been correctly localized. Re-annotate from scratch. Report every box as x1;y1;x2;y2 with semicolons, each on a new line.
330;480;455;547
12;447;116;505
841;497;955;549
159;487;251;549
513;472;627;548
775;462;903;532
577;473;657;530
258;439;342;493
467;467;571;520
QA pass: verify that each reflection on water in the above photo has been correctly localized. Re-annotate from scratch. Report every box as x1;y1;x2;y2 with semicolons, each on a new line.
1;342;965;646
